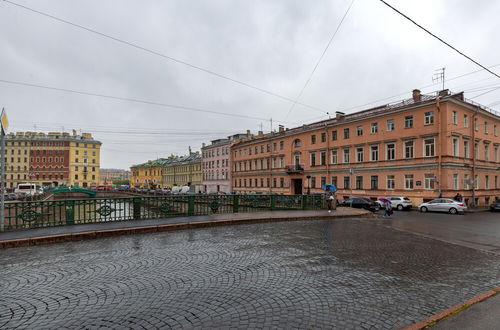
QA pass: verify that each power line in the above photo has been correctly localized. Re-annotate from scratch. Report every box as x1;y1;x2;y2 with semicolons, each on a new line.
3;0;327;114
379;0;500;80
0;78;299;125
285;0;356;119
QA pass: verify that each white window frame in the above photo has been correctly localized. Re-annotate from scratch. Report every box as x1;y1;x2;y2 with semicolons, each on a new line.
424;138;435;157
370;145;379;161
464;140;470;158
386;143;395;160
424;174;435;190
387;119;395;131
404;174;414;189
371;123;378;134
404;140;414;159
331;150;338;164
356;147;364;162
424;111;434;125
453;173;459;190
452;111;457;125
386;175;395;190
464;114;469;128
452;137;459;157
343;149;350;163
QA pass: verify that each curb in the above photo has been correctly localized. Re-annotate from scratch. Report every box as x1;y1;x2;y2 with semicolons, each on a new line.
402;287;500;329
0;211;371;249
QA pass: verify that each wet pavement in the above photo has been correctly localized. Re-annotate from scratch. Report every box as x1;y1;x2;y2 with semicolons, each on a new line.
371;210;500;254
1;218;499;329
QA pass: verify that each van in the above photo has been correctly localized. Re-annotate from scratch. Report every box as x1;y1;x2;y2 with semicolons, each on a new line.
14;183;40;196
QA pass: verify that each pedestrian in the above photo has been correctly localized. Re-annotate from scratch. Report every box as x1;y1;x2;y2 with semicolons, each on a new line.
454;193;462;202
383;199;392;218
325;187;335;213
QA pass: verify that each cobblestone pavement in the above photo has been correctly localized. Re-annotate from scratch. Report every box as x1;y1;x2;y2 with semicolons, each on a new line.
0;219;499;329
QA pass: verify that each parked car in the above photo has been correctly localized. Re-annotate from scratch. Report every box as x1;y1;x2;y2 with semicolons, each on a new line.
338;197;379;212
418;199;467;214
490;199;500;212
386;196;413;211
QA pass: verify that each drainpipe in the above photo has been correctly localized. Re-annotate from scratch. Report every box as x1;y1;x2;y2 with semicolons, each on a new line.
471;108;478;208
436;97;442;198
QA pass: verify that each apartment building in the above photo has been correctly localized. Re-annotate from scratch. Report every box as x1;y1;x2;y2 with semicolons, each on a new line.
130;158;167;188
162;153;202;189
201;133;247;193
5;130;101;189
231;90;500;206
100;168;130;184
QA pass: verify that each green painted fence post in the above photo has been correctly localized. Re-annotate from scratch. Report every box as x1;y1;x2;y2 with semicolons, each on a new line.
270;195;276;211
133;197;142;220
302;195;308;210
188;195;195;216
65;200;75;225
233;195;239;213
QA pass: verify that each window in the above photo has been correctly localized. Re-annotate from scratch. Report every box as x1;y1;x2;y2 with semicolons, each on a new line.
293;139;301;147
474;142;478;160
311;177;316;188
494;125;498;137
311;135;316;144
280;177;285;188
424;111;434;125
371;123;378;133
343;128;350;139
386;143;395;160
474;118;478;131
464;140;470;158
452;137;459;157
371;175;378;190
474;175;479;189
387;119;394;131
320;151;326;165
332;130;337;141
424;174;435;190
273;178;277;188
370;145;379;161
355;176;363;189
424;138;435;157
464;114;469;128
453;174;459;190
495;146;499;162
387;175;395;189
484;121;489;134
485;144;490;161
405;174;414;189
485;175;490;189
452;111;458;125
356;126;363;136
331;150;338;164
310;152;316;166
273;143;277;151
331;176;337;187
404;141;414;159
321;133;326;143
320;176;326;187
405;116;413;128
356;147;364;162
464;174;470;189
343;149;350;163
280;141;284;150
280;157;284;168
343;176;350;189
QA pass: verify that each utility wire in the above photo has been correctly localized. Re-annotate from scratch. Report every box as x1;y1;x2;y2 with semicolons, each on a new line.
3;0;326;114
379;0;500;80
285;0;355;119
0;78;298;125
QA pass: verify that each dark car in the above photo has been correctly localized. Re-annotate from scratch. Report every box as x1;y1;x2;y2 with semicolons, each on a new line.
490;199;500;212
338;197;379;212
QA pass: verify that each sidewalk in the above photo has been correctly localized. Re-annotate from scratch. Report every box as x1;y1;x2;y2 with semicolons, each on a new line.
0;208;371;248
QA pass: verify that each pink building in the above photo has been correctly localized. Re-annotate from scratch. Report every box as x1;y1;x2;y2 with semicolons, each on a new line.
201;135;241;193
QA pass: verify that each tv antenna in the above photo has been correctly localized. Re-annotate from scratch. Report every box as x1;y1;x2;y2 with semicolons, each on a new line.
433;67;446;91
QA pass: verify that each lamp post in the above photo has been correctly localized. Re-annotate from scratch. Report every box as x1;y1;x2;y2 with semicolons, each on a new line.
306;175;311;195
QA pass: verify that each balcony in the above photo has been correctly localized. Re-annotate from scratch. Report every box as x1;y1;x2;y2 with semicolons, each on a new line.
285;164;304;174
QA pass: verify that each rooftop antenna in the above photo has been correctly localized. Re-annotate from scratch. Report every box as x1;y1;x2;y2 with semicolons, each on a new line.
270;118;273;132
259;122;263;132
433;67;446;91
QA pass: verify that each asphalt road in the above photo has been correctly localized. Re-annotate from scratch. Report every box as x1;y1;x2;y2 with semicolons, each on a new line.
371;209;500;255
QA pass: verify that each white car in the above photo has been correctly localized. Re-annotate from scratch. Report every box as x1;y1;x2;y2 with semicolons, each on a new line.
418;198;467;214
387;196;413;211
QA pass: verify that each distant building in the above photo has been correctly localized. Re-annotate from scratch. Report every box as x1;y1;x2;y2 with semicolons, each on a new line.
130;159;168;189
201;133;247;193
163;153;202;189
5;130;101;189
100;168;130;184
231;90;500;206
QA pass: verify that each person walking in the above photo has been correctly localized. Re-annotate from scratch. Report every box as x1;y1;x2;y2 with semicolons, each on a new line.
453;193;462;202
325;187;335;213
383;199;392;218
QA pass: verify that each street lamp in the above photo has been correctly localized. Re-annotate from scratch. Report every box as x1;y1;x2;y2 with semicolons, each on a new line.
306;175;311;195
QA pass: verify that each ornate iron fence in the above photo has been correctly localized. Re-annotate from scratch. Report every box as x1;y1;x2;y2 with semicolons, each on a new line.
2;194;325;231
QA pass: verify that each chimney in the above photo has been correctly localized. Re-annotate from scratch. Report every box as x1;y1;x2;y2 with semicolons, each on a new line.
412;89;421;102
258;130;263;136
438;89;450;97
72;129;77;136
246;129;251;137
278;125;285;132
335;111;345;120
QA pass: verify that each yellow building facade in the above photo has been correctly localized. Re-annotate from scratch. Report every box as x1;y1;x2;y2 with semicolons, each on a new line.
163;153;202;188
130;159;167;188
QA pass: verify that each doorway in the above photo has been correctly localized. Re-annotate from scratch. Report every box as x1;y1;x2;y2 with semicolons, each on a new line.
292;179;303;195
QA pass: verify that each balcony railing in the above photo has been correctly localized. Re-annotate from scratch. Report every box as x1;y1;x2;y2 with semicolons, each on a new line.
285;164;304;174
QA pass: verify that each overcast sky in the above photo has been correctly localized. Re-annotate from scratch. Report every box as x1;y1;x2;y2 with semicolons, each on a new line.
1;0;500;169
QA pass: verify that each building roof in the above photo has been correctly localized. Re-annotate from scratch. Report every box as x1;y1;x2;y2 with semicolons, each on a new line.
131;153;201;168
6;131;101;144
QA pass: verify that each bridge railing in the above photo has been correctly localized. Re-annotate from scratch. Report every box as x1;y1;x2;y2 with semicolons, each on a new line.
2;194;324;231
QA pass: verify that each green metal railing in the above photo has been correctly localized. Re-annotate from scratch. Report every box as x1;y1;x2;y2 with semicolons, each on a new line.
2;194;324;231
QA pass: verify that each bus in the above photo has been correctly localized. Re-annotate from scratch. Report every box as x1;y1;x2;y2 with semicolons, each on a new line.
14;183;41;196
